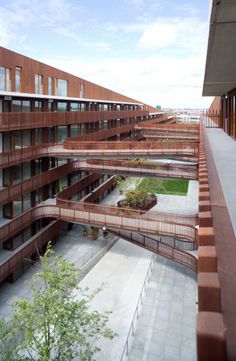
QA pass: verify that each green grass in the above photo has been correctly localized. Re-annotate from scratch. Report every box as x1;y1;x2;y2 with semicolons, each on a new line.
137;178;189;196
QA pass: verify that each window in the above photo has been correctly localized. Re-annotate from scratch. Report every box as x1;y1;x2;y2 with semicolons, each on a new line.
57;102;67;112
48;77;53;95
35;101;42;112
15;67;22;92
12;100;30;112
71;103;80;111
55;79;68;97
0;66;12;91
12;100;22;112
80;83;84;98
35;74;43;94
22;100;30;112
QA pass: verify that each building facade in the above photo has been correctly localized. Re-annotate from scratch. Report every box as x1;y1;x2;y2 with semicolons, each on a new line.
0;46;168;283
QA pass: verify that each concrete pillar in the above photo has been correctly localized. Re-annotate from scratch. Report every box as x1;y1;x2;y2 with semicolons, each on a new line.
198;273;221;312
199;211;213;227
199;201;211;212
198;227;215;246
198;246;217;272
197;312;227;361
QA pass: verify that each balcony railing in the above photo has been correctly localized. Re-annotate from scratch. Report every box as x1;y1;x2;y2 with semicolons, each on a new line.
0;109;148;131
0;163;74;206
75;159;198;180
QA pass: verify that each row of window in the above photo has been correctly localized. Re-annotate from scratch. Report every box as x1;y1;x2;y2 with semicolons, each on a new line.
0;98;139;112
0;66;85;98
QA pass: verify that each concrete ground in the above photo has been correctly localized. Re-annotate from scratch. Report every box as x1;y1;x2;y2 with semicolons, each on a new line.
128;256;197;361
101;179;198;215
0;224;115;319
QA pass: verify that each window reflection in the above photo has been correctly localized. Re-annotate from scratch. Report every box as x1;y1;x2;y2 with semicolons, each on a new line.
15;67;22;92
55;79;68;97
0;66;12;91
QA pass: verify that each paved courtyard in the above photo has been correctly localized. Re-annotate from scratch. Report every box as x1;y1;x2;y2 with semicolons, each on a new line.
101;179;198;215
128;255;197;361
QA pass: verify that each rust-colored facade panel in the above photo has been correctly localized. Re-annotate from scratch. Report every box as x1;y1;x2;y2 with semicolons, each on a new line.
0;46;144;104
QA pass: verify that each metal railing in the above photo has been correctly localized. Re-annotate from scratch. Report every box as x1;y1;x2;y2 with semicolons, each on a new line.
112;230;198;272
120;253;155;361
0;109;148;131
75;159;198;180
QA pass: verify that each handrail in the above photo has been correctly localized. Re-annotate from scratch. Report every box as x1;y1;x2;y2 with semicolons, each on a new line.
0;109;149;131
76;159;198;180
120;254;155;361
112;230;198;273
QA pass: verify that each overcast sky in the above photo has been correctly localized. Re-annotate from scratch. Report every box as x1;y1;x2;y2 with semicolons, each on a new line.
0;0;213;109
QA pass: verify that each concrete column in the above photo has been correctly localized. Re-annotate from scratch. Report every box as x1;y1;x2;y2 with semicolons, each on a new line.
198;227;215;246
197;312;227;361
198;246;217;272
198;273;221;312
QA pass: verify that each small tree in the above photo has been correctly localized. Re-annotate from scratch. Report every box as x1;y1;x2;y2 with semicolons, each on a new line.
0;246;116;361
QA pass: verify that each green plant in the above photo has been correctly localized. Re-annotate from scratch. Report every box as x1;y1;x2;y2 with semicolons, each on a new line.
124;189;149;209
82;225;90;236
0;245;116;361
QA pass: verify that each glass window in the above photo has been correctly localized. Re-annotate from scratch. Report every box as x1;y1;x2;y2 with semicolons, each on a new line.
0;66;11;91
15;67;22;92
55;79;68;97
57;102;67;112
80;83;84;98
12;100;22;112
22;100;30;112
0;100;2;112
35;101;42;112
71;103;79;111
48;101;52;111
3;168;11;186
48;77;53;95
13;165;22;184
3;132;11;151
35;129;42;145
71;125;78;137
23;163;31;180
58;126;68;142
22;131;31;148
13;130;21;149
35;74;43;94
81;103;85;111
0;67;4;91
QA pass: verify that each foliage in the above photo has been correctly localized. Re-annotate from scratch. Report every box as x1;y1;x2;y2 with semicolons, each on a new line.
114;176;129;193
137;178;189;196
124;189;149;209
0;245;116;361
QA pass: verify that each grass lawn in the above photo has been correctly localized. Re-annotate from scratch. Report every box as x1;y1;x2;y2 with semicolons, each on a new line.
137;178;189;196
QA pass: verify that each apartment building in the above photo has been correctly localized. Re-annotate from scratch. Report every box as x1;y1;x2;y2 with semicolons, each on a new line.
0;46;167;283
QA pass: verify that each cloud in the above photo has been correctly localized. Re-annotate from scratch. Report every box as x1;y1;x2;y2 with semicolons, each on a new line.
123;0;145;7
139;22;177;49
138;17;208;52
41;50;212;109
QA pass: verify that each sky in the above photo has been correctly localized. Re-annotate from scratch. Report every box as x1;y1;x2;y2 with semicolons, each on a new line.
0;0;213;109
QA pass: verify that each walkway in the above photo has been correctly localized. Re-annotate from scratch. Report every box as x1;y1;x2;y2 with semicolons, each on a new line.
128;255;197;361
0;224;115;319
